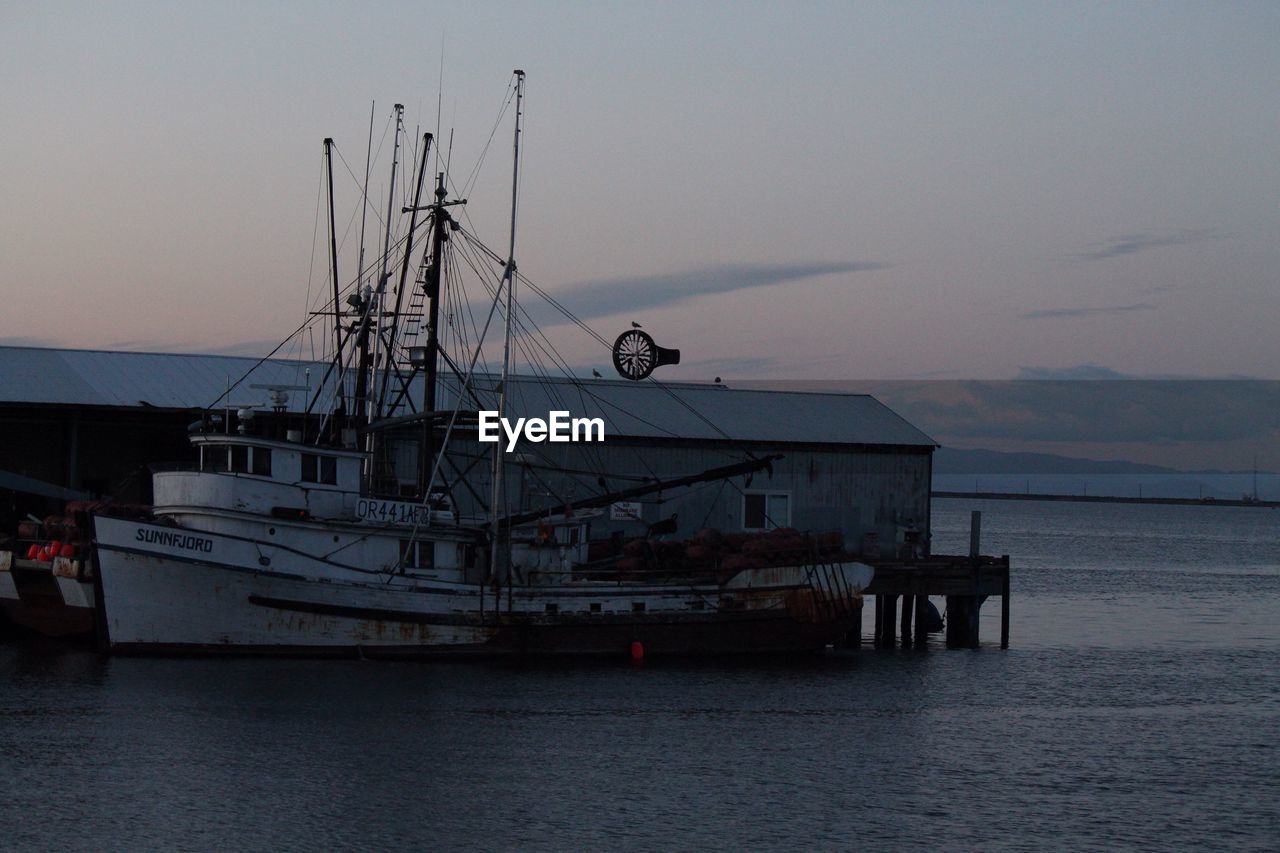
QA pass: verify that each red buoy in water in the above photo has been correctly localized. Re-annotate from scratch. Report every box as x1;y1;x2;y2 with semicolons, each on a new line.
630;640;645;662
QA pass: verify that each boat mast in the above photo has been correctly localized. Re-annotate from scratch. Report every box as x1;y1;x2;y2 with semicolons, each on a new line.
323;138;343;388
420;171;449;483
353;101;376;424
489;69;525;579
370;104;404;420
377;133;433;420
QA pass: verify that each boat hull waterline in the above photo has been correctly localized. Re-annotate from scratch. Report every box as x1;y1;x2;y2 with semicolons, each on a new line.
94;516;873;657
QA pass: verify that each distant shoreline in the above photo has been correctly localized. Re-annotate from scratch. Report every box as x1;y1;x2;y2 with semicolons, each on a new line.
932;491;1279;509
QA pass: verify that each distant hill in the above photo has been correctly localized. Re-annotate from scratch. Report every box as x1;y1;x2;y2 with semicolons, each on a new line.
934;447;1178;475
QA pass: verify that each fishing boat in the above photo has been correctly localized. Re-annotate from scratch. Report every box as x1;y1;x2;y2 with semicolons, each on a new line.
91;72;874;657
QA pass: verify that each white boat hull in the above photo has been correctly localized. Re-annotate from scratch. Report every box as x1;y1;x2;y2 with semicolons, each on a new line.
94;516;873;657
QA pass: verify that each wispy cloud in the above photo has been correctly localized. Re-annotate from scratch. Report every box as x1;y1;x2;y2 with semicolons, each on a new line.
541;261;886;325
1015;364;1133;380
1068;228;1218;263
84;338;290;358
193;339;287;358
1021;302;1156;320
1016;364;1260;381
0;335;56;347
682;355;781;375
855;379;1280;448
1;333;291;356
102;339;172;351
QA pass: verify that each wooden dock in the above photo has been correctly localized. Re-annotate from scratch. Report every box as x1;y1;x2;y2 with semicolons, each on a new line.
860;554;1010;649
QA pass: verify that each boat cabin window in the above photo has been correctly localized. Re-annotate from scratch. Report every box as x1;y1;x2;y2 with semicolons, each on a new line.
200;446;227;473
301;453;337;485
203;444;272;477
457;543;476;569
400;539;434;570
743;492;791;531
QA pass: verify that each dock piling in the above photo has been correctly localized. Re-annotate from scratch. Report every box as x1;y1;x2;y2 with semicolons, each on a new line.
885;591;896;645
1000;555;1010;649
873;593;883;646
913;595;929;647
899;592;913;648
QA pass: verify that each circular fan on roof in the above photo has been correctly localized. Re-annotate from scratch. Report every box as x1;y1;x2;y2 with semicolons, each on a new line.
612;329;681;381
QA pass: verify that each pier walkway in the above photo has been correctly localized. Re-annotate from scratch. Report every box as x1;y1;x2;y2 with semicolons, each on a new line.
859;554;1010;649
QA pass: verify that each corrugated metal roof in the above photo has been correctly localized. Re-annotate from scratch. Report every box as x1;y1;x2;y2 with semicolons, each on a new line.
455;377;936;447
0;346;935;448
0;346;332;411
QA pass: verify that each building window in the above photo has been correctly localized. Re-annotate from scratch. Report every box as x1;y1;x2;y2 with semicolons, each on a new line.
400;539;434;570
743;492;790;531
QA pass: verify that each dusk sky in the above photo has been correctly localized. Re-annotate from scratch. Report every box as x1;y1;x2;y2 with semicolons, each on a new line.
2;2;1277;380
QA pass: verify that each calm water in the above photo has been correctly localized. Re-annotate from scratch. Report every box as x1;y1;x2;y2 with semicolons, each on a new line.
2;500;1277;850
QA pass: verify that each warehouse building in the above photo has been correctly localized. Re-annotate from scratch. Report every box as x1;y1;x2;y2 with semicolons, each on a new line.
0;346;936;555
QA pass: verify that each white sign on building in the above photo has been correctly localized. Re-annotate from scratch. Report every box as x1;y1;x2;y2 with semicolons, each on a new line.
610;501;642;521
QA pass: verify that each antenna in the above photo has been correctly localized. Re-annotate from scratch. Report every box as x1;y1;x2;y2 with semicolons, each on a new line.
226;402;261;434
357;101;375;289
435;33;445;178
249;383;310;413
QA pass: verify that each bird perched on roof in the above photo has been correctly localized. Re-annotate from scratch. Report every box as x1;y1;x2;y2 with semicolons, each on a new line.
592;369;602;378
631;321;643;329
714;376;722;384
